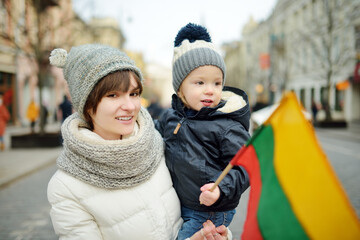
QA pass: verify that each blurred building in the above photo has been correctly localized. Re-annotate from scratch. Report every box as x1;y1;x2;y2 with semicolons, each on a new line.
0;0;128;127
126;50;146;80
145;63;173;108
85;17;125;48
224;16;272;108
225;0;360;121
222;41;246;91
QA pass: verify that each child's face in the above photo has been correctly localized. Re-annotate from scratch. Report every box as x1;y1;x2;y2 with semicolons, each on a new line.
90;75;141;140
178;65;223;111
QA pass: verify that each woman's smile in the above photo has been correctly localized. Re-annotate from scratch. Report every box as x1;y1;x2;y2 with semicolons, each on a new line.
115;116;133;121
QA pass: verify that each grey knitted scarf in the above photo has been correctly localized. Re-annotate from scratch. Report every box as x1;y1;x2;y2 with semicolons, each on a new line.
57;108;163;189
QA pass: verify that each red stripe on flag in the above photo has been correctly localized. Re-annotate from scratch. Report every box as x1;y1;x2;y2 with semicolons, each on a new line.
233;145;263;240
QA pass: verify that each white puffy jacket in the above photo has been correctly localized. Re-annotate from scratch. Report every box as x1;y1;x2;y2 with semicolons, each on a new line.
47;159;183;240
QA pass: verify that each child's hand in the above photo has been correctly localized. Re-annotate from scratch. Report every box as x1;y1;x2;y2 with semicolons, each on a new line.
199;183;220;206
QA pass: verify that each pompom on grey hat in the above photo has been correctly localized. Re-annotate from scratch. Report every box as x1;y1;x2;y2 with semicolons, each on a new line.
49;44;143;119
172;23;226;93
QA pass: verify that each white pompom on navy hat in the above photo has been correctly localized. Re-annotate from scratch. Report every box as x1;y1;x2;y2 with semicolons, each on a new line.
172;23;226;93
49;44;143;120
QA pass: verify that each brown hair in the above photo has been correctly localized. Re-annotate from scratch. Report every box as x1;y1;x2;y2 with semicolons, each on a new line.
83;70;142;129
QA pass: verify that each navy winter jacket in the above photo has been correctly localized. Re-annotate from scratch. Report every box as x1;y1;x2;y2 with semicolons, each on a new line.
155;86;251;212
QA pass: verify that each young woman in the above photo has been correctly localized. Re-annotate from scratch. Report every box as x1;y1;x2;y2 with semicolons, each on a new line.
47;44;229;240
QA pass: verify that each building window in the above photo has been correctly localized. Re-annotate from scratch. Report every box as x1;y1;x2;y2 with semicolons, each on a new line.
312;0;317;19
303;5;308;26
0;0;9;33
300;88;306;106
335;0;342;7
320;86;327;106
0;72;15;124
333;35;340;61
355;25;360;53
247;43;252;54
311;87;315;101
335;88;344;111
303;47;307;72
311;47;316;67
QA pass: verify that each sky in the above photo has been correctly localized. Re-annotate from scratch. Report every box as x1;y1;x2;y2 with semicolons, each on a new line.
73;0;277;68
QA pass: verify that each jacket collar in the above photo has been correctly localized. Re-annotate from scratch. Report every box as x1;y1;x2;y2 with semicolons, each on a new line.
171;86;250;130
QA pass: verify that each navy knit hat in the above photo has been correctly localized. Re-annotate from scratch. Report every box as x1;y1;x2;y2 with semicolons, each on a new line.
172;23;226;93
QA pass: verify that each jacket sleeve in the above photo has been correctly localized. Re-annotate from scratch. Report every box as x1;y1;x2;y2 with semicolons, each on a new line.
47;174;102;240
154;119;163;136
214;123;250;205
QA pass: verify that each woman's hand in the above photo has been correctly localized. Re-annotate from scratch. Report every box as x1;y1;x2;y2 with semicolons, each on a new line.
212;225;228;239
190;220;228;240
199;183;220;206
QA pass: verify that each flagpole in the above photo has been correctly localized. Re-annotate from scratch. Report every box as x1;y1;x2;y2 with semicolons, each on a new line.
209;163;234;191
208;145;248;192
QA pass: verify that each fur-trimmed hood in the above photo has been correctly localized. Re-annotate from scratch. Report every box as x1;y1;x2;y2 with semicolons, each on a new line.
218;88;247;113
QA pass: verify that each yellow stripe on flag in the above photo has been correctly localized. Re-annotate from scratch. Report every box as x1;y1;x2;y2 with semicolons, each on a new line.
265;92;360;239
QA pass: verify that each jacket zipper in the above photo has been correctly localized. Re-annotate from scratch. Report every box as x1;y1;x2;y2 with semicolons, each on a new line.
173;117;185;134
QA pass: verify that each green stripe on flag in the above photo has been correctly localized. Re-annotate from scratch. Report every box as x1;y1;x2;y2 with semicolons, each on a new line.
253;125;309;240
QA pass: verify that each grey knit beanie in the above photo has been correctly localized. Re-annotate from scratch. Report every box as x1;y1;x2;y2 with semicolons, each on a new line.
49;44;143;119
172;23;226;93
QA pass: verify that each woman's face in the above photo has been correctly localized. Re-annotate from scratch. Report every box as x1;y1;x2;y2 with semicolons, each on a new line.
90;75;141;140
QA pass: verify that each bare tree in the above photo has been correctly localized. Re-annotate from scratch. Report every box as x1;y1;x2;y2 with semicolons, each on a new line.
291;0;359;121
269;33;291;101
1;0;77;134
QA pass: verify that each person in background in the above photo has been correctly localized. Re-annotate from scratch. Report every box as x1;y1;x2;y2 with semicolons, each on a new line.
26;98;39;133
311;99;320;125
156;23;251;240
147;95;164;120
40;102;49;126
0;94;10;151
251;94;268;112
58;95;72;122
47;44;229;240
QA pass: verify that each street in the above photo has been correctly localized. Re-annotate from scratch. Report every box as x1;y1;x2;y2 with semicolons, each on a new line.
0;125;359;240
315;125;360;216
0;164;57;240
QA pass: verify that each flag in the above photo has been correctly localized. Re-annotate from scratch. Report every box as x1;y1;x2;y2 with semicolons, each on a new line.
231;92;360;240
